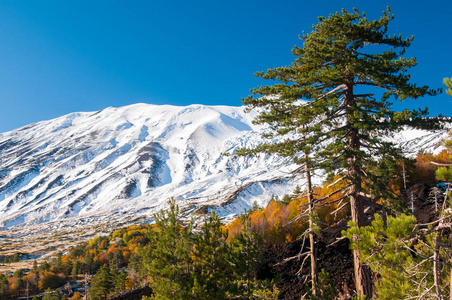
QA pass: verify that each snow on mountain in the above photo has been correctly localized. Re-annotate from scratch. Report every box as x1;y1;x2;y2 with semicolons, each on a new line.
0;103;449;229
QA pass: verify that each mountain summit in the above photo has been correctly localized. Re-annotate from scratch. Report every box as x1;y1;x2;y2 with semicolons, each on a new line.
0;103;448;228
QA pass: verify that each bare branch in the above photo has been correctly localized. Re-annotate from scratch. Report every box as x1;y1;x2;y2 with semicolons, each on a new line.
431;161;452;167
409;222;452;248
317;194;350;208
273;251;310;266
357;191;373;199
330;200;349;215
327;236;348;247
315;188;344;203
327;176;346;188
296;253;312;276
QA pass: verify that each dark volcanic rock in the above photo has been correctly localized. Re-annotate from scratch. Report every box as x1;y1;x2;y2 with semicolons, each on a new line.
260;219;355;299
107;286;153;300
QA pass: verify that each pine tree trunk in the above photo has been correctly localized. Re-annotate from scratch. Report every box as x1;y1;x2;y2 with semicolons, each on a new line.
350;191;373;298
346;82;373;298
305;154;318;296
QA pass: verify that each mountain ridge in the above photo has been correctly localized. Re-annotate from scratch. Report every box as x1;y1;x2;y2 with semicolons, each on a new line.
0;103;449;229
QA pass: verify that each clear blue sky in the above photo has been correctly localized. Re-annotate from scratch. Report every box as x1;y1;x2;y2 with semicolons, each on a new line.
0;0;450;133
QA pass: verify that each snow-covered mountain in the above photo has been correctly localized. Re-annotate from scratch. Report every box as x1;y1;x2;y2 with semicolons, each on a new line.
0;103;448;229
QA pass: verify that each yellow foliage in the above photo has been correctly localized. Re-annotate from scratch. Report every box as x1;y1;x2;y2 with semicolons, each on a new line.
88;236;101;248
225;217;243;242
125;276;135;290
61;254;72;264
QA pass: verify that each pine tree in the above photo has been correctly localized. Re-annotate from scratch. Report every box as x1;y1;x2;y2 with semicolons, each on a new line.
191;212;231;299
344;212;452;299
33;260;38;273
242;7;445;297
140;199;194;300
83;252;93;275
0;276;8;299
72;260;80;280
89;264;114;300
229;212;279;299
344;214;418;299
113;268;127;294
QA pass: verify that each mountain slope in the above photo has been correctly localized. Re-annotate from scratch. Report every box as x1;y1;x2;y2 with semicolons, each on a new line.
0;103;448;228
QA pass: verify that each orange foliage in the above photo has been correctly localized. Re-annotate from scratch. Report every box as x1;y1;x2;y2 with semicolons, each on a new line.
315;176;350;224
38;270;65;290
7;277;21;296
23;272;38;289
98;253;109;266
70;292;82;300
225;175;357;245
410;150;452;185
108;244;118;254
123;250;131;263
226;217;243;242
125;276;135;290
226;198;305;245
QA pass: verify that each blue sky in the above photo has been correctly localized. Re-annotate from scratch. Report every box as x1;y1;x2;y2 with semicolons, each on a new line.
0;0;450;133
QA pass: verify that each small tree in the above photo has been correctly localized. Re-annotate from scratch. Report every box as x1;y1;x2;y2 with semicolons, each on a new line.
140;199;194;300
89;264;114;300
0;276;9;299
345;211;452;299
71;260;80;280
191;212;232;299
229;212;279;299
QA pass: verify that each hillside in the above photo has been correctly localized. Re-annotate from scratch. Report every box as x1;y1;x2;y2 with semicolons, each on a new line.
0;103;449;230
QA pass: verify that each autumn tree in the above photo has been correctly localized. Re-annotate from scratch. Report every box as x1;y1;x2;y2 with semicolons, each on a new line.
242;7;445;297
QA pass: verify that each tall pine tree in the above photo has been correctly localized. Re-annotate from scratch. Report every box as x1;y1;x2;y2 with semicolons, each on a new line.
242;7;444;297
